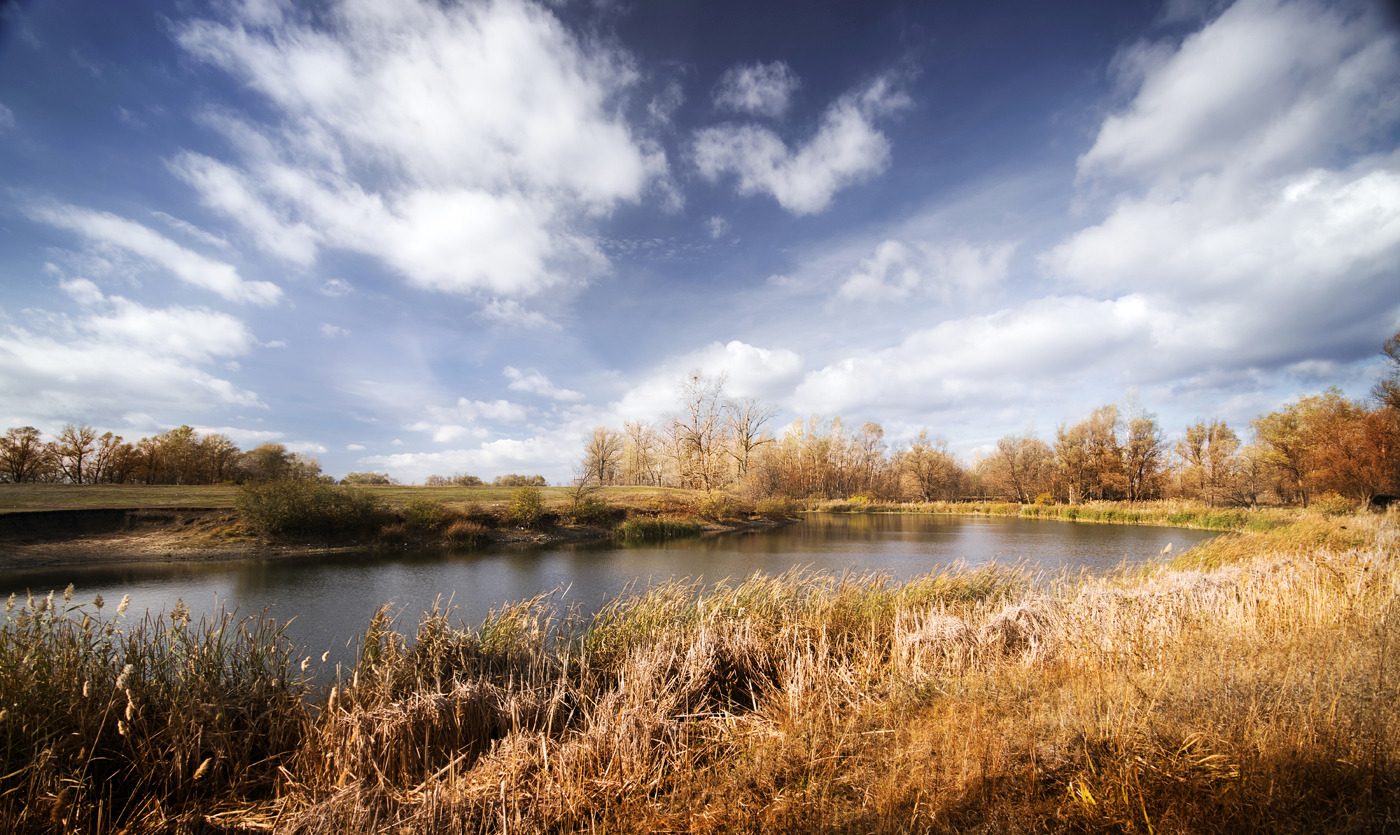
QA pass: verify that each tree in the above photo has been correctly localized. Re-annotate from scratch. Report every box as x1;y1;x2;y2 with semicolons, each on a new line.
1177;420;1240;507
1121;411;1165;502
1055;406;1124;502
342;472;395;485
725;396;777;480
620;421;662;486
55;423;98;484
0;427;50;483
1373;330;1400;411
986;433;1055;503
581;427;624;486
666;372;728;491
901;431;962;501
239;443;295;483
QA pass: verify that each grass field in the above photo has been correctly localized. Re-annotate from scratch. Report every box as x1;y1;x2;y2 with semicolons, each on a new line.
0;483;701;514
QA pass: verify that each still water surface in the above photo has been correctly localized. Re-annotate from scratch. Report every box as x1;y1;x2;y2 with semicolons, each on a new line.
2;514;1215;666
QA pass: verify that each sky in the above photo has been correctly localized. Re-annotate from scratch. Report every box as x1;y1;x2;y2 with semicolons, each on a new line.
1;0;1398;484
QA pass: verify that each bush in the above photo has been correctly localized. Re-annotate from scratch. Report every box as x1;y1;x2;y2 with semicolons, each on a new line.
402;498;458;531
235;480;388;538
754;497;800;519
572;495;624;527
508;485;546;529
618;516;703;542
697;492;741;522
443;520;491;547
1312;492;1354;517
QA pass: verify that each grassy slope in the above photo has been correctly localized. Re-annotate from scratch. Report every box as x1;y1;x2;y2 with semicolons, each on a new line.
2;507;1395;832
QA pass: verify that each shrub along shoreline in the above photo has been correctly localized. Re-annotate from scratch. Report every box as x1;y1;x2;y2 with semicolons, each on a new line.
1;506;1395;832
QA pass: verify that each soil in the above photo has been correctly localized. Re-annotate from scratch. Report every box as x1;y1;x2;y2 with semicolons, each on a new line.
0;507;793;570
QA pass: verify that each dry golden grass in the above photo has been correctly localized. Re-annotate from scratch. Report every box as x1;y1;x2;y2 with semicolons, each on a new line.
3;510;1397;832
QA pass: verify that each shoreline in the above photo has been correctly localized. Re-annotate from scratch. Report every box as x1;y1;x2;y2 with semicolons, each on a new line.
0;507;795;571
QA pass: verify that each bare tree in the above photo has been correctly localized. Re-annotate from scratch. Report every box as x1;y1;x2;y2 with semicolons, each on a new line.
725;396;777;480
667;372;728;491
621;421;661;486
56;423;98;484
581;426;625;486
0;426;50;483
902;431;962;501
1177;420;1240;506
1121;411;1166;502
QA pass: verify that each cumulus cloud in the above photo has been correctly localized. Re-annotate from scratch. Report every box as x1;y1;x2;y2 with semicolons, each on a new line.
361;434;574;483
838;239;1016;302
1080;0;1400;183
26;203;282;306
406;397;531;443
173;0;666;300
694;77;909;214
504;366;584;401
319;323;349;339
1048;0;1400;372
612;340;804;422
713;60;800;118
0;282;261;424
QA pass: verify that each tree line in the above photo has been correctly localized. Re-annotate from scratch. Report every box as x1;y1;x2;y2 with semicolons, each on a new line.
578;333;1400;508
0;425;324;485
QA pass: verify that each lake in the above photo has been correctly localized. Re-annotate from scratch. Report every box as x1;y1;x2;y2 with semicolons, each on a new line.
1;513;1215;668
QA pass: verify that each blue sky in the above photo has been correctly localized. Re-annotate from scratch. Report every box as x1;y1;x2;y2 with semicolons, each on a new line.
2;0;1398;483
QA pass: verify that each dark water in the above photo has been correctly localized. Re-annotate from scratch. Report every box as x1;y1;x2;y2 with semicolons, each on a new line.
1;514;1214;667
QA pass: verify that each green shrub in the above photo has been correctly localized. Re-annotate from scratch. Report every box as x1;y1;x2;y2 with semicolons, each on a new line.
402;498;458;531
507;485;546;529
235;480;388;538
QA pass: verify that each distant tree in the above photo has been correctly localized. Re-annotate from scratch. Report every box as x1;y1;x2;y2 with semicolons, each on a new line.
198;433;241;483
91;432;134;484
620;421;662;486
901;431;962;501
56;423;98;484
1177;420;1240;507
581;427;624;486
1056;406;1124;502
1121;411;1166;502
725;396;777;480
341;471;395;485
1373;330;1400;411
0;427;50;483
493;474;547;487
666;372;728;491
986;433;1056;503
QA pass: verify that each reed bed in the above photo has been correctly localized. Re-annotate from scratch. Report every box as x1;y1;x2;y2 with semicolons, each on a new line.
2;512;1397;832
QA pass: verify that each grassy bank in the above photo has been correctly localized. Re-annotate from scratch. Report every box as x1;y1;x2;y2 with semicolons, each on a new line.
809;497;1313;532
2;511;1397;832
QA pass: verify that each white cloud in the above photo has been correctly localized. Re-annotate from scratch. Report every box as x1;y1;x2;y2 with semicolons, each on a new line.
1080;0;1400;183
173;0;666;300
612;340;804;422
405;397;531;443
346;443;366;451
168;152;319;265
713;60;800;118
838;239;1016;302
694;77;908;214
320;278;352;297
0;284;261;425
26;202;283;306
361;433;575;483
1043;0;1400;379
285;441;328;455
0;102;15;132
706;215;729;239
319;322;349;339
504;366;584;401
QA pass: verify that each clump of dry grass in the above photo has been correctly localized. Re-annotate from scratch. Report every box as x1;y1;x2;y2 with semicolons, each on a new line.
0;592;308;832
